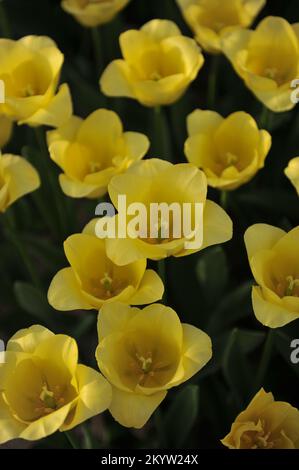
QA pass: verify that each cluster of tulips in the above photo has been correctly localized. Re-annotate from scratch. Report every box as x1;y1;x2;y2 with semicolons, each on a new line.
0;0;299;450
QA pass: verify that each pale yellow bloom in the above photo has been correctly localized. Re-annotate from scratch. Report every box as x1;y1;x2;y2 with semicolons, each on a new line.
62;0;130;28
104;159;233;265
100;19;204;107
176;0;266;53
0;36;72;127
0;153;40;212
185;110;271;190
96;302;212;428
244;224;299;328
222;16;299;112
222;388;299;449
0;116;13;149
48;221;164;311
47;109;149;199
0;325;111;443
285;157;299;196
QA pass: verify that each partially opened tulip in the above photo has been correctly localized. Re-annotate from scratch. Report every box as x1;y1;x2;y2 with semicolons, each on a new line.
0;116;13;149
0;36;72;127
102;159;233;265
185;110;271;190
47;109;149;198
222;16;299;112
48;224;164;311
100;19;204;107
222;388;299;449
0;325;112;443
244;224;299;328
61;0;130;28
96;302;212;428
285;157;299;196
176;0;266;54
0;153;40;212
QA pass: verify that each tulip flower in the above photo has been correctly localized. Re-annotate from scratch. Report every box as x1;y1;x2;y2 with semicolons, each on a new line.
222;388;299;449
0;153;40;212
176;0;266;54
103;159;233;265
244;224;299;328
100;19;204;107
0;325;111;443
48;223;164;311
61;0;130;28
96;302;212;428
185;110;271;190
47;109;149;199
222;16;299;112
0;36;72;127
285;157;299;196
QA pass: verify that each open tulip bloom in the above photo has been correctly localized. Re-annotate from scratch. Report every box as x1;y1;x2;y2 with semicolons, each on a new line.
0;326;111;443
96;302;212;429
222;16;299;112
176;0;266;54
100;19;204;107
245;224;299;328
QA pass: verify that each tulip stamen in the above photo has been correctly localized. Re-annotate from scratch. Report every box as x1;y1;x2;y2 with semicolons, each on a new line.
150;71;162;81
136;353;153;374
264;67;278;81
285;276;299;296
224;152;238;167
100;272;113;296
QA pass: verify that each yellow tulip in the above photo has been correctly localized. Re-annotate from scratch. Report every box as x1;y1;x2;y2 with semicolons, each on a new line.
0;325;111;443
100;19;204;107
285;157;299;196
222;388;299;449
0;153;40;213
185;110;271;190
0;36;72;127
176;0;266;54
47;109;149;198
48;222;164;311
222;16;299;112
96;302;212;428
0;115;13;149
103;159;232;265
244;224;299;328
61;0;130;28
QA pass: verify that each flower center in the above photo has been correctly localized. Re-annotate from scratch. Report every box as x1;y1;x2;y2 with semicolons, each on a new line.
100;272;113;297
34;382;65;417
285;276;299;297
149;71;162;81
264;67;278;80
136;353;153;374
21;84;36;97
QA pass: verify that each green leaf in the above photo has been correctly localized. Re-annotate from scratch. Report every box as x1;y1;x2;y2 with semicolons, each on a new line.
196;246;229;307
274;331;299;379
164;385;199;448
207;281;252;334
222;329;253;408
14;282;55;326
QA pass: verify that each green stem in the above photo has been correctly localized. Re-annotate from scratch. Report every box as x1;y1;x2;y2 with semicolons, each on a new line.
253;329;275;393
34;127;67;239
157;259;167;304
208;55;220;109
0;1;11;38
82;423;93;449
64;431;79;449
259;106;271;130
152;106;171;160
3;211;40;288
220;190;229;210
91;26;104;75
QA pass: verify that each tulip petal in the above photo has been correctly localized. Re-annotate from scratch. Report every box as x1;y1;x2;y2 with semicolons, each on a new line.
123;132;150;161
48;267;94;311
7;325;54;354
244;224;286;260
0;395;26;444
109;387;167;428
97;302;139;341
20;403;73;441
129;269;164;305
141;19;181;41
60;365;112;431
187;109;223;136
2;154;40;206
34;334;78;377
252;286;299;328
201;199;233;250
100;60;135;98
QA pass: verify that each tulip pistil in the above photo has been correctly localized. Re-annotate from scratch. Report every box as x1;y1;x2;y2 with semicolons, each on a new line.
35;383;65;417
285;276;299;297
100;272;113;296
